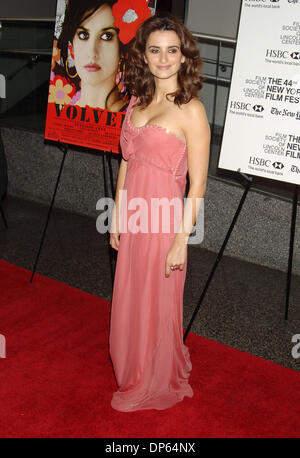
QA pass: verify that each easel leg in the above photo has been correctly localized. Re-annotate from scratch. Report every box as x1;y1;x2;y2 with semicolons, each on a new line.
102;153;116;295
285;184;298;320
183;174;252;343
0;203;8;228
106;153;121;294
30;144;68;283
107;151;116;200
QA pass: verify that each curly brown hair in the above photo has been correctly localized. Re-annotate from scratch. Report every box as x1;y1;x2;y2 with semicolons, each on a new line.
125;13;203;107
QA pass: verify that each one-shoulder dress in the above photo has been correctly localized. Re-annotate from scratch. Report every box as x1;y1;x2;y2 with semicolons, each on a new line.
109;95;193;412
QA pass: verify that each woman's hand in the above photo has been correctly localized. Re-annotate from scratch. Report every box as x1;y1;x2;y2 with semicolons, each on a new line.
110;232;120;251
165;240;187;277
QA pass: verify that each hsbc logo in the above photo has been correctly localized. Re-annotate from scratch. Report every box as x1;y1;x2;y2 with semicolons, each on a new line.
230;102;264;112
230;101;252;111
272;162;284;169
246;0;281;3
291;52;300;60
249;156;271;167
266;49;289;58
266;50;300;60
253;105;264;112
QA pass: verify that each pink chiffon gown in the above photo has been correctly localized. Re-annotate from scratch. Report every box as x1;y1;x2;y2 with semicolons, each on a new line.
109;95;193;412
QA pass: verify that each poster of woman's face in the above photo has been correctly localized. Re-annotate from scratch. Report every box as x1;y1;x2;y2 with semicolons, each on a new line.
45;0;156;153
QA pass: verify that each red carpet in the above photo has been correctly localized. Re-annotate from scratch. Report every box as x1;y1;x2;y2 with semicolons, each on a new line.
0;259;300;438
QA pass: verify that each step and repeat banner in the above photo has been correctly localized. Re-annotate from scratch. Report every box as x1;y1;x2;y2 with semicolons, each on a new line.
44;0;156;154
218;0;300;185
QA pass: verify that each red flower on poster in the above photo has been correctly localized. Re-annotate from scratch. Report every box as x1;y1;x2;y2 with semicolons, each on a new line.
112;0;151;44
48;75;76;105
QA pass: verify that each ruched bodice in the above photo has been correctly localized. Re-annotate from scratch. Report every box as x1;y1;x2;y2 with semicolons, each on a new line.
121;95;188;178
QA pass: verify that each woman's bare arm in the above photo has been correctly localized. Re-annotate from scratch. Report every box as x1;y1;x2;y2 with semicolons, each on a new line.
110;158;128;250
175;99;211;243
165;100;210;276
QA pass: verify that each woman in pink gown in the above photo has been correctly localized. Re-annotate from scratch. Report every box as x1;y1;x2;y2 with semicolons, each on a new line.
109;13;210;412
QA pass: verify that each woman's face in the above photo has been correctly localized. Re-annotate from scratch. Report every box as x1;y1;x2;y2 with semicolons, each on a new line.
72;4;120;88
144;30;185;81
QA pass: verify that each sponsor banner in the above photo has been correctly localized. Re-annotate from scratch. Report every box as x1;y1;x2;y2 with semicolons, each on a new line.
218;0;300;185
44;0;156;153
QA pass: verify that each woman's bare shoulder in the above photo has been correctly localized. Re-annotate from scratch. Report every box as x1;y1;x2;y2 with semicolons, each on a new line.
180;98;209;131
181;97;206;117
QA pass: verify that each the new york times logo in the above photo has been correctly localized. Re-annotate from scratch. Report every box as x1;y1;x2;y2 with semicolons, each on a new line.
230;101;264;112
291;165;300;173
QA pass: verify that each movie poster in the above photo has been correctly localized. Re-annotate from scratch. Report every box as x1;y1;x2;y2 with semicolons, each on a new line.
45;0;157;153
218;0;300;186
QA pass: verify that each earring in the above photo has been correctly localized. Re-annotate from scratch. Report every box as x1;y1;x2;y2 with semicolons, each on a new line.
66;57;78;78
116;58;126;93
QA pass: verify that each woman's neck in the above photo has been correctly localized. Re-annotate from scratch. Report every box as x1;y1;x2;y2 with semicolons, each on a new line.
152;75;179;103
